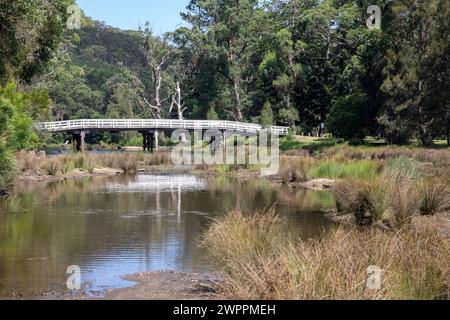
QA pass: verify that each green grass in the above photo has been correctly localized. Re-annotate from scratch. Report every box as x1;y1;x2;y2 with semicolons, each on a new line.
280;136;341;152
308;159;382;179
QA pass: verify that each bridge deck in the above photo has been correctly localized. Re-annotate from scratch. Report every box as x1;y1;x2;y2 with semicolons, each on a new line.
35;119;289;135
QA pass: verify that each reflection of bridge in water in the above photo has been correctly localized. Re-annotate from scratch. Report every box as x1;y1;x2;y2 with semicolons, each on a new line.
34;119;289;152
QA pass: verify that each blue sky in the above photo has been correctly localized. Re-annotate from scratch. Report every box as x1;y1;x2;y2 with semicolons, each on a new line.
76;0;189;34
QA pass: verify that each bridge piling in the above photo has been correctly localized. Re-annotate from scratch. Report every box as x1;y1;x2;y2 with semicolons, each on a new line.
73;131;86;152
141;132;155;153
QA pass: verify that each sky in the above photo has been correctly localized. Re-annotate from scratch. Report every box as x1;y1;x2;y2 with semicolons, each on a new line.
76;0;189;35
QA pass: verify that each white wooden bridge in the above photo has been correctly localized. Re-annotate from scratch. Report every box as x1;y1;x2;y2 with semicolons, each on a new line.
35;119;289;152
35;119;289;135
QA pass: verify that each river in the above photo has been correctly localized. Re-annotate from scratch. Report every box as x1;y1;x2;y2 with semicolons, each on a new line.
0;174;335;297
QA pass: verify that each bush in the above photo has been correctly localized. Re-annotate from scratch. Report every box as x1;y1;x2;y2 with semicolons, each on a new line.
0;146;16;191
326;93;368;140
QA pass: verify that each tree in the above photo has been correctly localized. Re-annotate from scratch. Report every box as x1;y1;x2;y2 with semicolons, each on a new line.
380;0;448;145
0;92;16;191
0;0;75;83
181;0;267;121
0;0;73;192
260;101;274;127
137;23;173;120
279;107;299;127
326;93;368;140
207;104;220;121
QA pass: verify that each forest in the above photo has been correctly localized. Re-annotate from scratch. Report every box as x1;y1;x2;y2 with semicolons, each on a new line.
0;0;449;191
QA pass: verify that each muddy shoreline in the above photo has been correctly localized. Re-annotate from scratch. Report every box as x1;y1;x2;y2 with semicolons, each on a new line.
1;271;223;300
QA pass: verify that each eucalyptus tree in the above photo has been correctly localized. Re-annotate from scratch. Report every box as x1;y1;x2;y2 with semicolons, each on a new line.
181;0;268;121
380;0;449;145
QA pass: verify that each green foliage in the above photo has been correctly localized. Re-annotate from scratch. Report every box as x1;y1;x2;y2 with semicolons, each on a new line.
125;135;143;147
326;93;368;140
308;160;382;180
206;104;220;120
380;0;449;145
0;95;16;190
278;108;299;127
0;81;50;150
260;101;274;127
0;0;75;83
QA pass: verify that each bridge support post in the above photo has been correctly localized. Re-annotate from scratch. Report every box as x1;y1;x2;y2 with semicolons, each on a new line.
142;133;148;152
73;131;86;153
149;133;155;153
141;132;155;153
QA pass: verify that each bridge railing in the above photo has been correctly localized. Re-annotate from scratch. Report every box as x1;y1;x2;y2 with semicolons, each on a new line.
34;119;289;136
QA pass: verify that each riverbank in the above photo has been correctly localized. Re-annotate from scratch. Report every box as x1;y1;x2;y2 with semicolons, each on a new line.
104;271;221;300
197;144;450;299
2;271;222;300
203;210;450;300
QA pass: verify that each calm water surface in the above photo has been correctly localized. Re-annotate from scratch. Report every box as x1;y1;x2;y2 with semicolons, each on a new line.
0;174;335;297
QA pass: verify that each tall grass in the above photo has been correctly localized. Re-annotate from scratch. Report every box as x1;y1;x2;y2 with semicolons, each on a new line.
418;178;450;216
308;159;382;179
203;210;450;300
321;145;450;166
333;178;387;225
42;158;63;176
386;175;421;227
279;156;312;183
332;154;450;226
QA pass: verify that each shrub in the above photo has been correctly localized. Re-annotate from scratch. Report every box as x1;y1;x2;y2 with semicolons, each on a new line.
0;146;16;191
326;93;367;140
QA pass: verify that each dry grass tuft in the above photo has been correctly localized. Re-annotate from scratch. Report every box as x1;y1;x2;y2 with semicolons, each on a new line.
333;178;386;225
279;156;312;183
418;178;450;216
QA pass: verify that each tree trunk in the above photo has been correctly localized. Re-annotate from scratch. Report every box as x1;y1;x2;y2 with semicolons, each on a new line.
176;81;183;120
233;76;243;121
153;67;163;119
446;122;450;146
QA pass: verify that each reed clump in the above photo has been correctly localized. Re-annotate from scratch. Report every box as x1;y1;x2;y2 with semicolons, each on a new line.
333;177;387;225
418;178;450;216
42;157;63;176
279;156;312;183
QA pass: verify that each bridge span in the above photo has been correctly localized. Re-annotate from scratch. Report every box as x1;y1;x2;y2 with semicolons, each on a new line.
35;119;289;152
